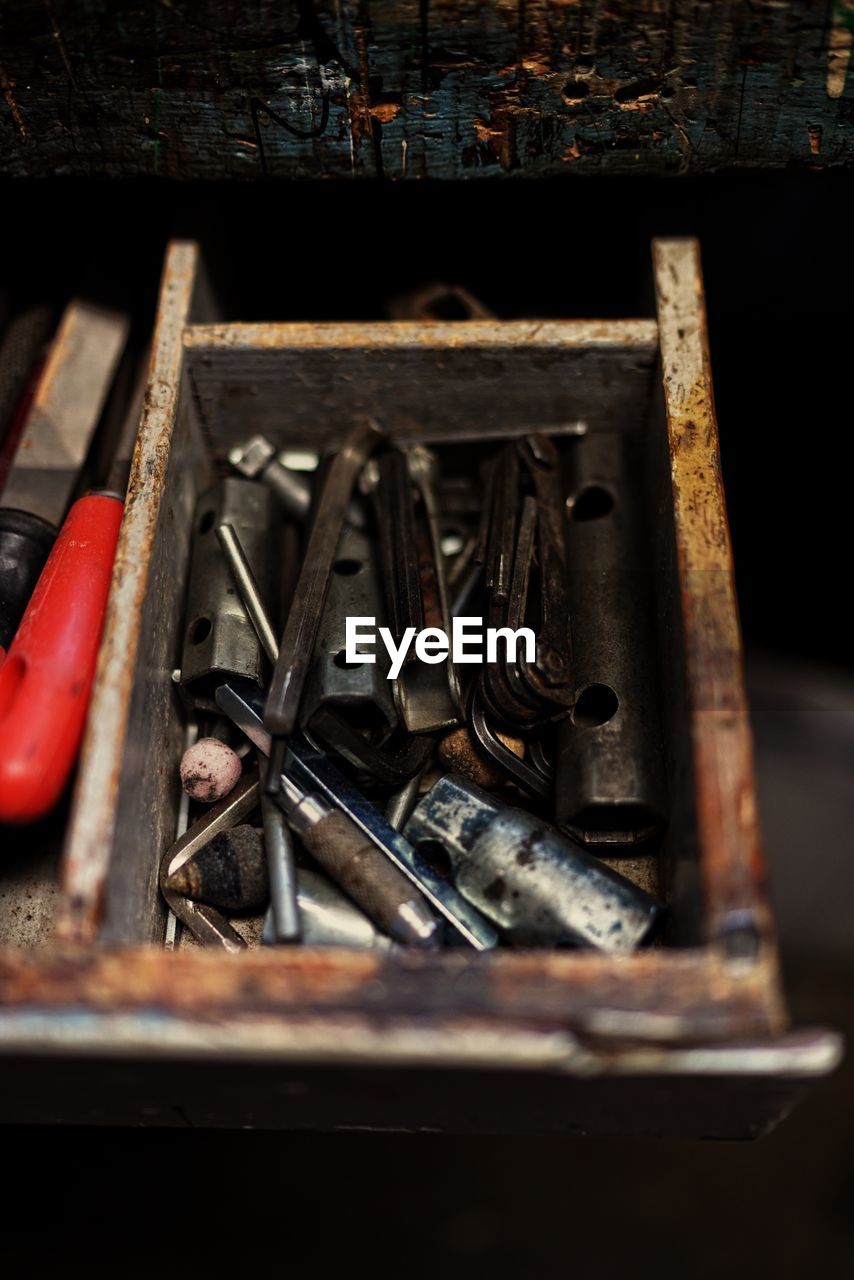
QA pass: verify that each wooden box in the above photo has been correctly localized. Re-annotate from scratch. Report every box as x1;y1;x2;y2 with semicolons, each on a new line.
0;239;839;1135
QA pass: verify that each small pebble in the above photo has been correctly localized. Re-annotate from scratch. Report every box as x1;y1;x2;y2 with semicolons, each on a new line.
180;737;242;803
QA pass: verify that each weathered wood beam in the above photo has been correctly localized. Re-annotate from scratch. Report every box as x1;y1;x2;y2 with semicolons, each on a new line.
1;2;852;179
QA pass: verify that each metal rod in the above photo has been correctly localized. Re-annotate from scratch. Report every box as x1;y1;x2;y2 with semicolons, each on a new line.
164;719;198;951
261;793;301;943
216;521;279;663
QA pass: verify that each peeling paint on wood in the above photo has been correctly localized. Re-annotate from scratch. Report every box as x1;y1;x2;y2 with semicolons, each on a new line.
1;2;852;178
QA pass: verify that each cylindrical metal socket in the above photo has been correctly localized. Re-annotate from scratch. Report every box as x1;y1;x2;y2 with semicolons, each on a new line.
555;432;667;847
404;774;660;951
180;478;276;711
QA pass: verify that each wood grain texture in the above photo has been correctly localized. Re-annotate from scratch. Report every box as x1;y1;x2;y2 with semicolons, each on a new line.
184;319;658;447
0;944;787;1046
653;237;775;961
1;1;851;179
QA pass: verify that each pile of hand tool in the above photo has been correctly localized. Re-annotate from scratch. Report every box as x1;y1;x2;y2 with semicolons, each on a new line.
162;419;667;954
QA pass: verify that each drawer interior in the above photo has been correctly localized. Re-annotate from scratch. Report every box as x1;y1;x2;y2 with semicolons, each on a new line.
0;239;780;1057
112;315;690;948
70;294;704;954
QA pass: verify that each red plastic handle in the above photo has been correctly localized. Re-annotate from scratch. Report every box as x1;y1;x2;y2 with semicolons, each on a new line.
0;493;123;824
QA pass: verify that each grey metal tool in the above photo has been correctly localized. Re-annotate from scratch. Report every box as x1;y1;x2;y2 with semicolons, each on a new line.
218;681;437;946
299;516;397;740
216;522;280;664
275;770;437;948
555;431;667;846
265;419;383;736
385;764;429;832
181;478;276;711
306;705;434;785
216;679;498;951
158;773;261;951
262;793;301;943
477;436;573;729
1;301;129;524
229;434;365;530
404;774;660;952
216;513;416;783
367;445;460;734
262;868;394;949
468;689;552;801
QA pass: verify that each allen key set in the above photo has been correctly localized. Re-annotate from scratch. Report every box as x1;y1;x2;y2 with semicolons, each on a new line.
0;238;835;1139
159;410;665;957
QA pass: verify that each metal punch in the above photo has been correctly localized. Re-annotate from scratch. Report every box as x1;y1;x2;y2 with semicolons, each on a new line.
275;767;438;947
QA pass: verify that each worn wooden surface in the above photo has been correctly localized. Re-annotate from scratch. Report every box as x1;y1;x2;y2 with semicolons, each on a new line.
653;238;773;960
1;2;852;179
0;944;791;1045
184;319;658;449
58;241;213;946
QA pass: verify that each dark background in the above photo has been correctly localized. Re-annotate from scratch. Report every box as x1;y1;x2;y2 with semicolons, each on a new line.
3;173;853;1275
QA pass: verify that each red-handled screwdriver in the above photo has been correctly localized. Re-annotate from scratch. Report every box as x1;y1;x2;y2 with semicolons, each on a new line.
0;492;123;824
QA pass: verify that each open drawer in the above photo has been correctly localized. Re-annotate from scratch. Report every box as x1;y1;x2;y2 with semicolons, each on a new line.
0;239;840;1135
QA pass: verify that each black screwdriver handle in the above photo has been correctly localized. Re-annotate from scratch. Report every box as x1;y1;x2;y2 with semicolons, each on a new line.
0;508;56;656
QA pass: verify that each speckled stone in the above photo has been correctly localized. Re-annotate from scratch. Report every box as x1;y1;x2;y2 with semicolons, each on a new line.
179;738;242;804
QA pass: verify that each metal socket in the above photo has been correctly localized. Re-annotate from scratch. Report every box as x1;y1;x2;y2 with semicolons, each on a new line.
404;774;660;952
555;432;667;846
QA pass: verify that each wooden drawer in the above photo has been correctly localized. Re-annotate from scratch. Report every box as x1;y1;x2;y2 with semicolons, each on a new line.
0;239;839;1135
